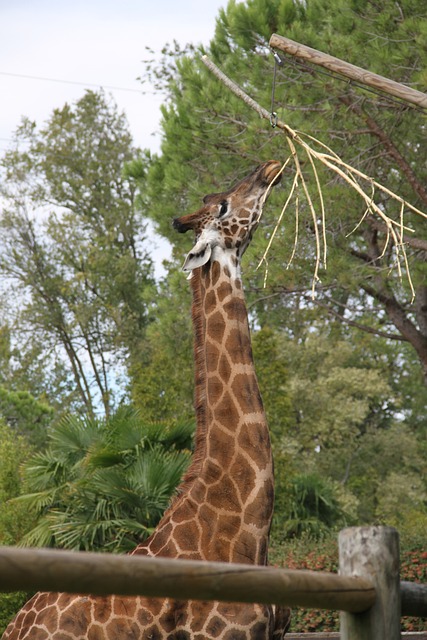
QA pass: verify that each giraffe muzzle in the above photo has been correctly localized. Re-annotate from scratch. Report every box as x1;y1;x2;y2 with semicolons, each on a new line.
172;217;191;233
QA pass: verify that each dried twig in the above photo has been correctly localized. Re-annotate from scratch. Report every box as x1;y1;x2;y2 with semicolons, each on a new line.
201;55;427;299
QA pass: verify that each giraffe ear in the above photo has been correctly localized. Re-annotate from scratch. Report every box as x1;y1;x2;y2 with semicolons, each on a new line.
182;239;212;272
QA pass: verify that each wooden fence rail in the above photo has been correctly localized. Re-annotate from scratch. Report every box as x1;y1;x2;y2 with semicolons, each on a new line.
0;546;375;613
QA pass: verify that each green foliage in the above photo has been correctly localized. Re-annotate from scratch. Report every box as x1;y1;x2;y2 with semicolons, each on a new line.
0;421;36;546
130;269;195;422
275;473;354;540
261;327;426;529
284;335;392;450
252;326;293;441
0;387;53;447
340;422;426;523
0;592;34;637
0;420;37;634
375;470;427;531
17;408;193;552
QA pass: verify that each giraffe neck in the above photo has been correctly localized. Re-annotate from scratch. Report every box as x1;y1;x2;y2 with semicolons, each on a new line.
192;249;273;565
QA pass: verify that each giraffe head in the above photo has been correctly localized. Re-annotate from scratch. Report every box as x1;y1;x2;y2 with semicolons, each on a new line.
173;160;282;272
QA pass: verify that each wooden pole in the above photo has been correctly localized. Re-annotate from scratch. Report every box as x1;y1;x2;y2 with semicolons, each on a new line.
269;33;427;110
0;546;375;612
339;526;401;640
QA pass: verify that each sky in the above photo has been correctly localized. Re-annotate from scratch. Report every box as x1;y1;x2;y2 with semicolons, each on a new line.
0;0;228;155
0;0;229;275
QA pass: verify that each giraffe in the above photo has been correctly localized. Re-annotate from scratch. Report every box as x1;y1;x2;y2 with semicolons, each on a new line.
3;159;290;640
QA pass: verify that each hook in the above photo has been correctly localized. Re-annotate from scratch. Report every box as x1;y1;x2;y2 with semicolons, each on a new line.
270;112;278;128
270;49;283;66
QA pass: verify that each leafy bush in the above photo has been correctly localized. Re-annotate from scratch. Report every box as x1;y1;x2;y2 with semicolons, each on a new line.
0;592;34;636
269;534;427;633
273;472;355;541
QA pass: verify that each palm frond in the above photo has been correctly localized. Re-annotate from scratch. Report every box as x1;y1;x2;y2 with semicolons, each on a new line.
18;407;194;552
49;414;102;456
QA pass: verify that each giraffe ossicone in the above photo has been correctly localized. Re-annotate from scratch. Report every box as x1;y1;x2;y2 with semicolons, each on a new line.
3;159;290;639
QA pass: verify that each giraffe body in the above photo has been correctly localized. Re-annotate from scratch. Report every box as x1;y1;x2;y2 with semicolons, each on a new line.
7;592;272;639
3;160;289;639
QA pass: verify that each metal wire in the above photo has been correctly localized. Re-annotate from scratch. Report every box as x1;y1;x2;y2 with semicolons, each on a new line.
269;49;283;127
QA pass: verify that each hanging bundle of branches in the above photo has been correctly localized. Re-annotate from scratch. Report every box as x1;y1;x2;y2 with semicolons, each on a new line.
201;55;427;299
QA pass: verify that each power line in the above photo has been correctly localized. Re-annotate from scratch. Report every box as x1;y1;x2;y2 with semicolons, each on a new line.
0;71;142;94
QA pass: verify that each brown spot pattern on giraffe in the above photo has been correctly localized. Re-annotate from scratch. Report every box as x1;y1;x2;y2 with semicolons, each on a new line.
216;281;233;302
224;329;252;364
206;615;227;637
218;353;232;383
207;376;224;404
206;341;220;373
212;390;241;431
229;455;257;503
207;311;227;343
204;289;216;312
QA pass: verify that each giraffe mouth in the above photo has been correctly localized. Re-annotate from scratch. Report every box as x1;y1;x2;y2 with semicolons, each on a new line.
173;217;191;233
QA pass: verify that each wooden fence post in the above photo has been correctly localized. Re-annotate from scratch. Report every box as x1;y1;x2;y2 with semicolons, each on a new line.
339;526;401;640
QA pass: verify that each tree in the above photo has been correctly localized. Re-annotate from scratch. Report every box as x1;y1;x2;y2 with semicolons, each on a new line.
0;91;155;416
0;325;54;446
266;330;423;535
0;388;53;448
16;408;193;552
129;269;195;422
283;335;392;453
141;0;427;387
0;420;35;546
0;420;36;635
252;326;293;442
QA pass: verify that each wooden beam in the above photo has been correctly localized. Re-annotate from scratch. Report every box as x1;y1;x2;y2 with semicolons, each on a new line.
401;581;427;618
269;34;427;110
0;546;375;613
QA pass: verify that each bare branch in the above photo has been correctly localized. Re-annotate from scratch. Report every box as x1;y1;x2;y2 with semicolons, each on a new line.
201;54;427;301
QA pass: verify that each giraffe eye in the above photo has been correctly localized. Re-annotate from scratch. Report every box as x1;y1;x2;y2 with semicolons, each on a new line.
218;201;228;217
